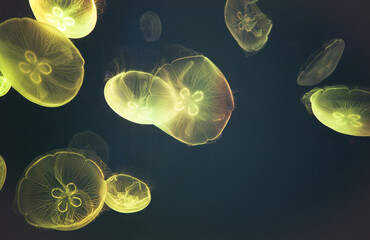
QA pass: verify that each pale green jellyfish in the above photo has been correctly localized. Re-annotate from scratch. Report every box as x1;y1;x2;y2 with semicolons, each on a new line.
140;11;162;42
0;74;11;97
0;155;6;191
0;18;84;107
105;174;151;213
298;39;345;86
302;86;370;136
16;149;107;231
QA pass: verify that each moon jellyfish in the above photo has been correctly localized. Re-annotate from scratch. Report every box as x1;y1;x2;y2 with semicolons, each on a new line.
0;74;11;97
302;86;370;136
29;0;98;39
16;149;107;231
140;11;162;42
104;70;177;125
105;174;151;213
0;18;84;107
225;0;272;53
297;39;345;86
0;155;6;191
154;55;235;146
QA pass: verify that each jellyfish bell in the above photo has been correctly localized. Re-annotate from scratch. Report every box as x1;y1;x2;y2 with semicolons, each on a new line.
140;11;162;42
105;174;151;214
298;39;345;86
15;149;107;231
302;85;370;136
0;74;11;97
0;155;6;191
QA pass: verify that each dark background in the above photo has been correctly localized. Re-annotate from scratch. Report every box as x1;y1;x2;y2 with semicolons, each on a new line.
1;0;370;239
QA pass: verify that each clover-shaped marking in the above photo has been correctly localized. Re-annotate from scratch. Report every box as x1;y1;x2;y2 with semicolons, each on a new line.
126;101;152;119
51;183;83;213
236;12;262;37
333;112;363;128
174;88;204;116
45;7;75;32
18;51;52;84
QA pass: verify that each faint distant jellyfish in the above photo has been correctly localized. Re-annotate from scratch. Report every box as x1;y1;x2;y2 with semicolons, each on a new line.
0;18;84;107
105;174;151;213
16;149;107;231
0;74;11;97
104;70;177;125
0;155;6;191
29;0;98;38
297;39;345;86
154;55;235;146
302;86;370;136
225;0;272;53
140;11;162;42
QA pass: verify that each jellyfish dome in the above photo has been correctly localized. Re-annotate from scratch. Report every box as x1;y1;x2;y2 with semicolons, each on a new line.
16;149;107;231
29;0;97;39
105;174;151;213
154;55;235;146
0;18;84;107
0;155;6;191
302;86;370;136
140;11;162;42
0;74;11;97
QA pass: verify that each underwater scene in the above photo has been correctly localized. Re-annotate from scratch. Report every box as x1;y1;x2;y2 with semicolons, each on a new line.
1;0;370;239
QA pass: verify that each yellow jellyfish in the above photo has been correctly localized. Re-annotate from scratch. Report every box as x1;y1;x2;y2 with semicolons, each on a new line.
104;70;177;125
154;55;235;146
302;86;370;136
29;0;99;39
105;174;151;213
297;39;345;86
0;18;84;107
0;155;6;191
140;11;162;42
225;0;272;53
0;74;11;97
16;149;107;231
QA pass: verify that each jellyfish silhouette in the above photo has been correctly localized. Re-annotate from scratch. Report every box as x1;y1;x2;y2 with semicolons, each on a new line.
297;39;345;86
105;174;151;213
140;11;162;42
0;18;84;107
0;74;11;97
302;86;370;136
0;155;6;191
16;149;107;231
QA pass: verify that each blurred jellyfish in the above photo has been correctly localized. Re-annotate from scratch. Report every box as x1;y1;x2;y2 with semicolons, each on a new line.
154;55;235;146
104;70;177;125
0;155;6;191
225;0;272;53
16;149;107;231
140;11;162;42
302;86;370;136
0;74;11;97
105;174;151;213
297;39;345;86
0;18;84;107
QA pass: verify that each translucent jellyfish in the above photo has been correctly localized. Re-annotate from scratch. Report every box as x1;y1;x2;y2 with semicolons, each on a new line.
105;174;151;213
104;70;177;125
0;18;84;107
0;74;11;97
225;0;273;53
29;0;98;39
0;155;6;191
16;149;107;231
154;55;235;145
302;86;370;136
140;11;162;42
297;39;345;86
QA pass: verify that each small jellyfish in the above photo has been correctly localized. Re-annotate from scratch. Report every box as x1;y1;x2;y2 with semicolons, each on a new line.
104;70;177;125
0;74;11;97
105;174;151;213
0;155;6;191
140;11;162;42
225;0;272;53
0;18;84;107
297;39;345;86
16;149;107;231
302;86;370;136
154;55;235;146
29;0;98;39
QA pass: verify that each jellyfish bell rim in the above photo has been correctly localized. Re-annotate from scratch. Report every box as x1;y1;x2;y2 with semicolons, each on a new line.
0;155;6;191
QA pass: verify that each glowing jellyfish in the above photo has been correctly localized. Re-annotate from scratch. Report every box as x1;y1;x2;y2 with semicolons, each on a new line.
29;0;98;39
140;11;162;42
105;174;151;213
104;70;177;125
0;155;6;191
302;86;370;136
154;55;235;146
225;0;272;53
16;149;107;231
0;74;11;97
0;18;84;107
297;39;345;86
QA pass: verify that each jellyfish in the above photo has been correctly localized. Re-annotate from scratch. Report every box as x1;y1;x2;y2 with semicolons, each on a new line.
0;155;6;191
140;11;162;42
29;0;99;39
16;149;107;231
105;174;151;213
0;18;84;107
297;39;345;86
104;70;177;125
302;86;370;136
225;0;273;53
154;55;235;146
0;74;11;97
